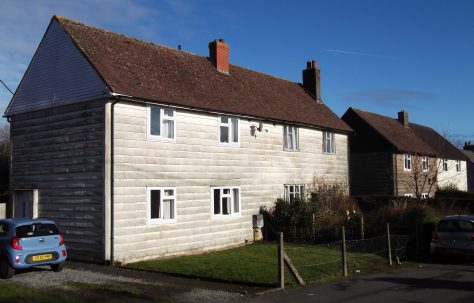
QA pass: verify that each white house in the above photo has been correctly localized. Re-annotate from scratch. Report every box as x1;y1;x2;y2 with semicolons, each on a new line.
5;16;352;263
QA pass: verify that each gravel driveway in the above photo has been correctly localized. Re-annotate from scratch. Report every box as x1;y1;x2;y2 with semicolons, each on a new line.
8;261;256;303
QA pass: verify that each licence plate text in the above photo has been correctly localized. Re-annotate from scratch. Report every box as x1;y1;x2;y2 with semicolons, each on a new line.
32;254;53;262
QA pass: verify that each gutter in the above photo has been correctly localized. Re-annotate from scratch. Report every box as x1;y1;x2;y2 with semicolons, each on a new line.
112;94;353;135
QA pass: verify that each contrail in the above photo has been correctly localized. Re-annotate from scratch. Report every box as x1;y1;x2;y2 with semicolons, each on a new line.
323;48;393;59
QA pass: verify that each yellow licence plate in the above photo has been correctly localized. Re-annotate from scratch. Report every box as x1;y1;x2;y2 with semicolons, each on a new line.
32;254;53;262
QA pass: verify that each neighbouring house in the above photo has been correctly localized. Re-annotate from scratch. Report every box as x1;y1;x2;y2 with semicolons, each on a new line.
462;142;474;192
341;108;468;198
4;16;352;263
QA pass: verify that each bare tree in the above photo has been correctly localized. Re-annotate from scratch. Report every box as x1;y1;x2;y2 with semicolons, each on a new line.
398;155;439;200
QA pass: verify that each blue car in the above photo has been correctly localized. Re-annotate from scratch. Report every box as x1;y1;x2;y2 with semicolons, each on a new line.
0;218;67;278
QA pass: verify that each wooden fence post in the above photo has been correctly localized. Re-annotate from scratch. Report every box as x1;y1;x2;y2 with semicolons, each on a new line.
360;216;365;239
278;232;284;289
386;223;392;266
341;226;348;277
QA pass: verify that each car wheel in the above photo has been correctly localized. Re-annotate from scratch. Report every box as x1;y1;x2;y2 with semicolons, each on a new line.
0;257;15;279
51;262;65;272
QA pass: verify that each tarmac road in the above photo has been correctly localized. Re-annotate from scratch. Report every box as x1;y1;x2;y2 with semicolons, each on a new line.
248;263;474;303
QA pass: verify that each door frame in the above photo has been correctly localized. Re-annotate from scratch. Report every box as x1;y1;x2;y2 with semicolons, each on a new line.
12;189;39;219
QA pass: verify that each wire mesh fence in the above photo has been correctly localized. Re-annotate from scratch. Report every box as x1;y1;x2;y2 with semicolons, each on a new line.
280;231;412;284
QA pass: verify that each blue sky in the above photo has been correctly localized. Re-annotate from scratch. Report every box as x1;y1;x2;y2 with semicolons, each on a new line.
1;0;473;144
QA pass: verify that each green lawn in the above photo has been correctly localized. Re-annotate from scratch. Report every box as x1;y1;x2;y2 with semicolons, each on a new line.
0;281;79;303
127;242;393;286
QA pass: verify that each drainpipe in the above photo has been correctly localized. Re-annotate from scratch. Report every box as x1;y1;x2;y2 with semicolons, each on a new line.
109;96;122;263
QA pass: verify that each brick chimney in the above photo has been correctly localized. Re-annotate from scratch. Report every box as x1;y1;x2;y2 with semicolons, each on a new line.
302;60;321;102
397;110;409;127
209;38;230;74
464;141;474;151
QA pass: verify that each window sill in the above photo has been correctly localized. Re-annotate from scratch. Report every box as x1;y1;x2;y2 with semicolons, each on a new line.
147;219;177;225
283;148;299;152
218;143;240;148
211;214;241;219
147;135;176;143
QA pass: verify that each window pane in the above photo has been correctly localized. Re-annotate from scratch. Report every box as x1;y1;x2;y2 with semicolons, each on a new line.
164;189;174;197
223;188;230;195
163;119;174;139
213;189;221;214
284;126;288;149
221;116;228;124
288;131;294;150
162;199;173;219
222;197;230;215
233;189;239;213
164;109;173;117
150;190;161;219
220;126;229;143
231;118;238;143
331;133;335;153
150;107;161;136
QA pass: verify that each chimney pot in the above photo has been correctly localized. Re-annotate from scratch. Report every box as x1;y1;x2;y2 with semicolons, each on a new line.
306;61;312;69
209;38;230;74
312;60;317;68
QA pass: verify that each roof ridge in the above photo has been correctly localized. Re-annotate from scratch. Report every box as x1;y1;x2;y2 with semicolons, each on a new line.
54;16;302;86
54;15;206;59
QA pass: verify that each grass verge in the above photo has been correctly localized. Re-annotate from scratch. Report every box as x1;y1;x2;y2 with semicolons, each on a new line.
0;280;79;303
127;241;397;287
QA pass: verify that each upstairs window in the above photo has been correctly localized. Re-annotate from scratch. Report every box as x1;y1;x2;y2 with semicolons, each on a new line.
147;187;176;224
404;193;413;198
219;116;239;146
443;159;448;172
421;193;429;199
404;154;412;171
323;131;335;154
211;186;240;217
284;185;304;203
148;106;175;141
422;156;429;172
284;125;298;150
456;160;461;172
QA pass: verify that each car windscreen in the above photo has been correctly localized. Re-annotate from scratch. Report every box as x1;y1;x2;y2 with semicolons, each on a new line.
437;220;474;232
15;223;60;238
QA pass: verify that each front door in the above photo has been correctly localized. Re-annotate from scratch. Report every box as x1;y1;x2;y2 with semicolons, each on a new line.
13;190;34;218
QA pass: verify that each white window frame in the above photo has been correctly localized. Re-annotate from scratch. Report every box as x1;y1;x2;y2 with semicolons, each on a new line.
422;156;429;172
218;116;240;147
456;160;461;172
146;187;177;224
147;105;176;142
404;154;412;171
421;193;429;199
283;125;299;151
442;159;448;172
323;131;335;154
211;186;241;218
404;193;413;198
284;185;305;202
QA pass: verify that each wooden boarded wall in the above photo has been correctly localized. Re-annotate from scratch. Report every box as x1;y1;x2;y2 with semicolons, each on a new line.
9;100;105;260
112;101;349;263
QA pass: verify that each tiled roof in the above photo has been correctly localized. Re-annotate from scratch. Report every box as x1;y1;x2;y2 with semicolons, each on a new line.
55;16;351;132
411;123;469;161
347;108;468;160
349;108;437;156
